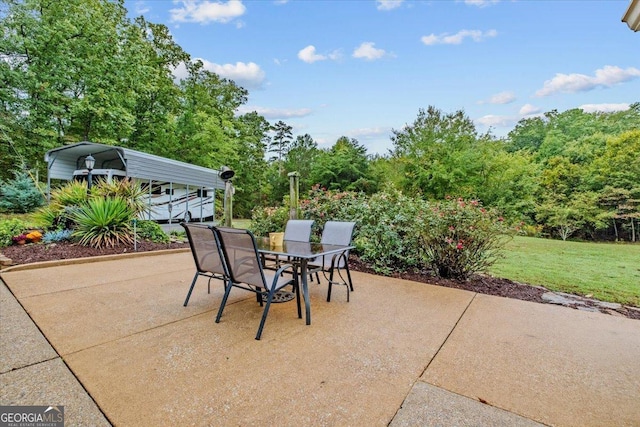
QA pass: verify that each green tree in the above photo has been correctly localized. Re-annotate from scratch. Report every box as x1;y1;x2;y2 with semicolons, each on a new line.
390;106;492;200
310;137;373;192
284;134;319;193
269;120;293;164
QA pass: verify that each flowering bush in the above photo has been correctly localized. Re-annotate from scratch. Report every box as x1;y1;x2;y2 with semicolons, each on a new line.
249;204;289;237
300;185;364;240
420;198;512;280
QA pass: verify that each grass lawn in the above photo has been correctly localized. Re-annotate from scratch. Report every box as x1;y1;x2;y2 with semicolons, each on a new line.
490;236;640;307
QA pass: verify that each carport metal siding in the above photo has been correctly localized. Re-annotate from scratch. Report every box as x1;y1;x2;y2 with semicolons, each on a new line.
45;142;225;190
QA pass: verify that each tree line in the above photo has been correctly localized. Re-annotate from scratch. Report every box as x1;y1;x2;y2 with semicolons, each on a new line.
1;0;638;241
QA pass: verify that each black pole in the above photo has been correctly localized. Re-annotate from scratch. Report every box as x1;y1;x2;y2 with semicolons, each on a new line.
87;168;93;193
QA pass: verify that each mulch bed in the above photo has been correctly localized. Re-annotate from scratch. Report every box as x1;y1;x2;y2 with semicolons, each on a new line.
2;241;638;320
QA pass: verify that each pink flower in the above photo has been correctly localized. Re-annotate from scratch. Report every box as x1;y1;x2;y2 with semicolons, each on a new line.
498;217;504;222
470;200;479;206
449;226;455;231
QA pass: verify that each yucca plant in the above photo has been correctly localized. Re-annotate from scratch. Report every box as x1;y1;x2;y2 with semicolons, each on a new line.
71;197;135;248
92;178;148;217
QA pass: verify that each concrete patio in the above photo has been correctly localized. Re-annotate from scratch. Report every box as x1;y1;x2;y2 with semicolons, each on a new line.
1;250;639;426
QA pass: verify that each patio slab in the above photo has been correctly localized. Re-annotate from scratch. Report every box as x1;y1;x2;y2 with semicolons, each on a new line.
0;358;110;426
389;382;544;426
2;253;475;426
422;293;640;426
0;281;57;373
2;251;639;426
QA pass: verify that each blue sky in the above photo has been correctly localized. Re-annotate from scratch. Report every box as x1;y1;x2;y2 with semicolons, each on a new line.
126;0;640;155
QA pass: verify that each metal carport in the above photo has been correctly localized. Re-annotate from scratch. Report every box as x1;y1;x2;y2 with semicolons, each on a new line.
44;141;226;222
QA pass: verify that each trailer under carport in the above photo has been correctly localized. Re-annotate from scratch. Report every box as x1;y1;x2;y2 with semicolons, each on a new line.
44;141;226;222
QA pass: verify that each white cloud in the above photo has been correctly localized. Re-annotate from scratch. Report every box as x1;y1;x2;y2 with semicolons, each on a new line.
519;103;541;115
298;45;341;63
134;1;150;15
352;42;387;61
237;106;312;119
535;65;640;97
172;60;265;89
376;0;404;11
464;0;499;7
298;45;325;63
421;29;497;45
346;127;390;139
478;91;516;105
579;103;630;113
170;0;246;24
475;115;517;128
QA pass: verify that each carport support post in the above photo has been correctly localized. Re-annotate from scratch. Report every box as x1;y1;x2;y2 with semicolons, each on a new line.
223;180;233;227
288;171;299;220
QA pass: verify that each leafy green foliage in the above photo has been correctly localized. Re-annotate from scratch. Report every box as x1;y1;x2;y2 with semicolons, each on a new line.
249;205;289;236
92;178;147;217
135;220;169;243
0;218;27;247
33;181;88;230
421;198;512;279
0;172;45;213
347;191;427;274
71;197;134;248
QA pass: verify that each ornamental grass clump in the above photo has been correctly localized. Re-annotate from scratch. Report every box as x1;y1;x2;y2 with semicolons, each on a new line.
71;197;134;248
421;198;512;280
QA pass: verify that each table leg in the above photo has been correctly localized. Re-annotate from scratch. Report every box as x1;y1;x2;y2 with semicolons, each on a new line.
300;259;311;325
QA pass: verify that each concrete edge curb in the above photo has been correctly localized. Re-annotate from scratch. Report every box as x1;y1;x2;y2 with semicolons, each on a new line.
0;248;190;273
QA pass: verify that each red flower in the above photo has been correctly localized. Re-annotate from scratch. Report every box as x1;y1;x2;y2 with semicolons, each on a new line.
456;243;464;250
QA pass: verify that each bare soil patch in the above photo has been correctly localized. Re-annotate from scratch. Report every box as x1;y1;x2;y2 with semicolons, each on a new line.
2;241;638;320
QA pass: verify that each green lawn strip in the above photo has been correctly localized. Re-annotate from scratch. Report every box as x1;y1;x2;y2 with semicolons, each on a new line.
490;236;640;307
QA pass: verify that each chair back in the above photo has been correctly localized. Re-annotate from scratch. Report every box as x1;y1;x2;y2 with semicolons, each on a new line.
320;221;356;268
284;219;314;242
214;227;265;288
182;223;225;276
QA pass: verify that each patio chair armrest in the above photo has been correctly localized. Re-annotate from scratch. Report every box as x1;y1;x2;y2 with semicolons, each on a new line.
274;263;296;278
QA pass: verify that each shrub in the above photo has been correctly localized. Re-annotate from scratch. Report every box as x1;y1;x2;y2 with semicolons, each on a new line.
0;218;27;247
349;191;429;274
135;220;169;243
420;198;512;280
0;172;45;213
43;229;73;244
33;181;88;230
249;204;289;236
300;185;364;240
71;197;135;248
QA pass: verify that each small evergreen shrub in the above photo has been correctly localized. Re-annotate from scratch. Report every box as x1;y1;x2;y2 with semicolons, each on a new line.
43;229;73;244
0;172;44;213
71;197;134;248
135;220;170;243
0;218;27;247
420;198;512;280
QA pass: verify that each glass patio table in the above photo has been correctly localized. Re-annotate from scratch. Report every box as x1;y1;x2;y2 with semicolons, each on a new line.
256;238;354;326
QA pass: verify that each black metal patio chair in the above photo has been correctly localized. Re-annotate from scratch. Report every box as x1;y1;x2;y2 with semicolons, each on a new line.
181;223;228;307
214;227;301;340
